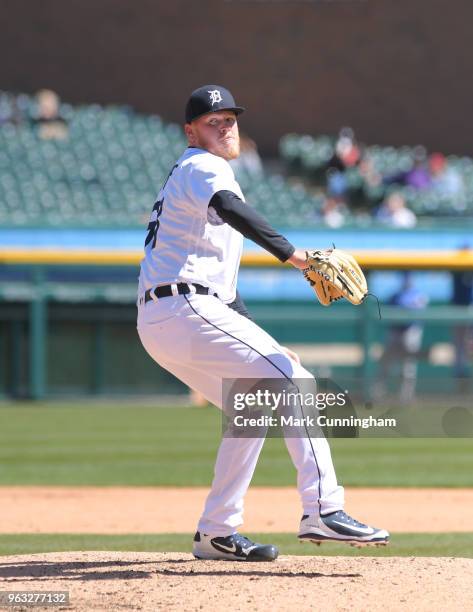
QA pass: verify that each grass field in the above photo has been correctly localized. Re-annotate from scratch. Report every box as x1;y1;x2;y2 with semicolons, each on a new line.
0;403;471;487
1;533;472;558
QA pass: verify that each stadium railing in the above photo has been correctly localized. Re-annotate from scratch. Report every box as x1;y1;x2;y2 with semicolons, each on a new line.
1;248;472;399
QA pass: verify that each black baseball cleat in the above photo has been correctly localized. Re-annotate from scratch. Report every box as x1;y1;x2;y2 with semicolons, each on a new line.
298;510;389;546
192;531;279;561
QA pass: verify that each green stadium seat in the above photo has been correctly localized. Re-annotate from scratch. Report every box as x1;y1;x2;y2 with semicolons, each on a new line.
3;91;473;228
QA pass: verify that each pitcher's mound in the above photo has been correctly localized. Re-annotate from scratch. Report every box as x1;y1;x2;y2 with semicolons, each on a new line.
0;551;471;611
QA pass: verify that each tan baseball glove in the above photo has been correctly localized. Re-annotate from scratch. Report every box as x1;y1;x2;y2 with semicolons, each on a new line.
303;248;368;306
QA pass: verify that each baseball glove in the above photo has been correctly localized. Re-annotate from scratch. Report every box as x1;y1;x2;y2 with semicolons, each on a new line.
303;248;368;306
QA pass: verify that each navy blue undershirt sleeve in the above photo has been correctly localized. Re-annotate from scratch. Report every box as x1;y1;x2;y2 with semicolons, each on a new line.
209;190;296;263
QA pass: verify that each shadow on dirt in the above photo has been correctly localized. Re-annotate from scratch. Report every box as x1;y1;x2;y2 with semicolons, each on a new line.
0;557;361;581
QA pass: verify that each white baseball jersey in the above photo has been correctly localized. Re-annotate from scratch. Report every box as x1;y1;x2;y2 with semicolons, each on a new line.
138;147;244;304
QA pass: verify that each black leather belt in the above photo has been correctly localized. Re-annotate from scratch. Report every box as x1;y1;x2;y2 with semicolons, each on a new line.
144;283;217;304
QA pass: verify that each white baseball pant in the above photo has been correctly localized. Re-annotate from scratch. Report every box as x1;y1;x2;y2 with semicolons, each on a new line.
137;292;344;536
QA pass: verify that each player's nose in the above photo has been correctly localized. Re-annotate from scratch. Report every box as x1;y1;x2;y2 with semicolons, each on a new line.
219;121;232;133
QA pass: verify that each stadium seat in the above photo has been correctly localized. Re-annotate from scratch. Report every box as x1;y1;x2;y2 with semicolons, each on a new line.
3;90;472;228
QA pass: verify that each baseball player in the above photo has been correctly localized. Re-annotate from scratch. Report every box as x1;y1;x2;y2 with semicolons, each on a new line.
137;85;389;561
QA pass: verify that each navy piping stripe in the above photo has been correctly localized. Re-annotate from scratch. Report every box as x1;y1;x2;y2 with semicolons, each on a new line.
184;294;322;510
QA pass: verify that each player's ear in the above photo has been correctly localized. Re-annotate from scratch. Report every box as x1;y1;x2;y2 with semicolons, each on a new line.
185;122;199;147
184;122;194;140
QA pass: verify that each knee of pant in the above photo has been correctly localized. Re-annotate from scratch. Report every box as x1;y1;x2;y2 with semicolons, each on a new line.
267;353;313;381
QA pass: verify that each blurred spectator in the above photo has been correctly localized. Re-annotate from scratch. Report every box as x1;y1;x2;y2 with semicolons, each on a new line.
32;89;68;140
376;191;417;228
385;145;431;191
429;152;465;209
324;127;361;199
230;134;263;178
326;167;348;201
327;127;362;172
359;155;382;187
451;246;473;390
322;195;348;228
374;273;429;404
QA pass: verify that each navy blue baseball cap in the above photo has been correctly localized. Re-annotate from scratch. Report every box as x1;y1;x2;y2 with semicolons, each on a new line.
185;85;245;123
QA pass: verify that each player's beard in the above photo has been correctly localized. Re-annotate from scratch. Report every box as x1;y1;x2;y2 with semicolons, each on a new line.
195;132;240;161
216;135;240;160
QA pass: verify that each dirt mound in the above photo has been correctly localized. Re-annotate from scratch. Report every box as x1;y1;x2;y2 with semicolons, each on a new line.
0;552;471;611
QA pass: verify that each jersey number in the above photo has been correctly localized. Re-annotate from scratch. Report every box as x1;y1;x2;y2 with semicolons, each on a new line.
144;164;178;249
144;198;163;249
